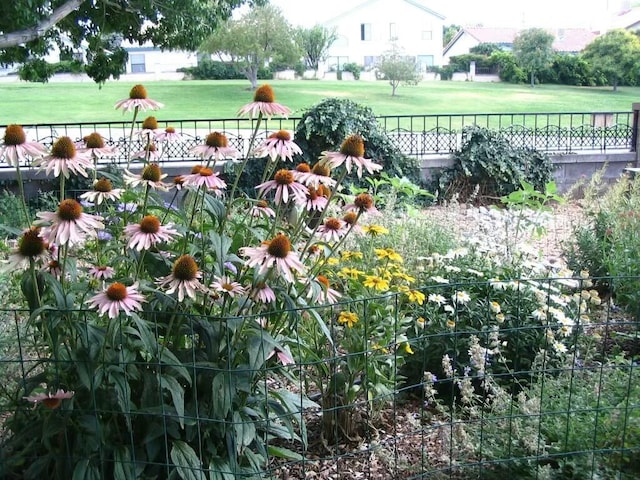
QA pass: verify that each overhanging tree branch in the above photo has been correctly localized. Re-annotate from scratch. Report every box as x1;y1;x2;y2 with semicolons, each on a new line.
0;0;83;49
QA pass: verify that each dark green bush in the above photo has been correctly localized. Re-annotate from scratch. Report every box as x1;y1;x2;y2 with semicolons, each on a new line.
342;62;361;80
180;60;272;81
490;51;527;83
435;125;555;203
293;98;421;186
18;59;55;83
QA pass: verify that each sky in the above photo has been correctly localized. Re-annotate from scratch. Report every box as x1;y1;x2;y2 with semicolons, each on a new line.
269;0;629;30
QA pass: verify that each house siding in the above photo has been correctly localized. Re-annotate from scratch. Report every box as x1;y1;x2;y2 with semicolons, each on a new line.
322;0;445;72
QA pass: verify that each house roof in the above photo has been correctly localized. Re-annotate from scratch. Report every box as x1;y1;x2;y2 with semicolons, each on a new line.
323;0;445;25
444;27;599;56
610;7;640;30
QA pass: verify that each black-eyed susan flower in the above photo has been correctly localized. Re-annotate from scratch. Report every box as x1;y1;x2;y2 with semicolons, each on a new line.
87;282;146;319
362;224;389;236
363;275;390;291
337;311;358;328
237;84;291;119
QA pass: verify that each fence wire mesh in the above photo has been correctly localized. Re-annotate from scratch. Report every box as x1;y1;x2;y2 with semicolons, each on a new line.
0;277;638;479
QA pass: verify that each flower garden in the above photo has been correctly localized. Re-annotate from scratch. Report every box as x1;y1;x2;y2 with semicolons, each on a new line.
0;84;639;479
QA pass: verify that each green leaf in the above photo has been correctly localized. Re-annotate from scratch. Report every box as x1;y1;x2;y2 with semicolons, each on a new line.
233;410;257;448
161;374;186;429
267;445;303;461
170;440;206;480
113;446;136;480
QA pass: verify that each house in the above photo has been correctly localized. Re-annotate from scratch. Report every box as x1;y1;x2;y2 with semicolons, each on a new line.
122;41;198;75
321;0;446;74
443;27;600;65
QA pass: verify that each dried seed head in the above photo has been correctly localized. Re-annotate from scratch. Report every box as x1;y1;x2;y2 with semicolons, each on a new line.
57;199;83;221
4;124;26;145
266;233;291;258
274;169;294;185
129;84;148;99
340;134;365;157
139;215;161;234
205;132;228;148
254;84;275;103
51;136;76;159
172;255;198;281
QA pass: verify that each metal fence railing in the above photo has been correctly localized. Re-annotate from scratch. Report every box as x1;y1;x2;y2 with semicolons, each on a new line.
1;278;638;479
0;111;634;173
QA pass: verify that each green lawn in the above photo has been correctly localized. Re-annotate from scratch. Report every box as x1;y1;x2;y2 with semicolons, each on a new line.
2;79;639;124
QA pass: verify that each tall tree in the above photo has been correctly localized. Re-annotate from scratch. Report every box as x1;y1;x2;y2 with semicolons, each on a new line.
582;29;640;91
0;0;263;84
377;42;421;96
294;25;337;74
200;4;300;89
443;25;461;47
512;28;555;88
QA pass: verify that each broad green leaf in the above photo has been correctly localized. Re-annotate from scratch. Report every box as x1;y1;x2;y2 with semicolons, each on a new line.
113;446;136;480
161;374;186;429
170;440;206;480
267;445;303;461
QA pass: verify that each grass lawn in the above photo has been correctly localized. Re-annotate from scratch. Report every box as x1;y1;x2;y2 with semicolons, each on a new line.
2;79;640;124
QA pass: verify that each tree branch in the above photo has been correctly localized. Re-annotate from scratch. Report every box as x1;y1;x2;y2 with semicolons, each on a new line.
0;0;84;49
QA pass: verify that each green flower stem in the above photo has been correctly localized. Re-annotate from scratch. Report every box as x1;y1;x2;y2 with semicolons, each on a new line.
228;112;263;202
59;174;66;203
28;258;42;309
126;106;140;169
14;164;31;226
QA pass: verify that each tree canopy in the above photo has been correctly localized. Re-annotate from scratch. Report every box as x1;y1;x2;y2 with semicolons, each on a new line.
582;29;640;91
377;43;421;96
294;25;337;73
512;28;555;87
200;4;299;89
0;0;262;84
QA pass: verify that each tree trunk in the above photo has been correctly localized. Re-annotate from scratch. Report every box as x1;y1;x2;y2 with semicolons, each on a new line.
530;71;535;88
243;66;259;89
613;78;618;92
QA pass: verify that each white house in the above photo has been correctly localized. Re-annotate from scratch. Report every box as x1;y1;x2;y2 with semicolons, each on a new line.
122;41;198;75
321;0;446;74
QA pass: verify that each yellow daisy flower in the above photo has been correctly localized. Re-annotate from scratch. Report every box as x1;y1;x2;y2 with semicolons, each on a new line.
406;290;426;305
363;275;390;291
339;267;365;279
338;311;359;328
362;224;389;236
341;250;363;261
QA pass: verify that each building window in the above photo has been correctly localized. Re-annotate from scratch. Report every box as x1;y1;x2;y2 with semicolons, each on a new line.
360;23;372;41
389;22;397;40
364;56;378;68
421;30;433;41
130;53;146;73
417;55;434;71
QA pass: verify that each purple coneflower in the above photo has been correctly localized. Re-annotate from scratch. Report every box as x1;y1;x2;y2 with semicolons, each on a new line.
77;132;117;157
137;116;162;138
80;178;124;205
156;255;205;302
251;282;276;304
181;165;227;194
343;193;379;215
24;389;74;409
251;200;276;218
45;260;62;279
255;169;308;205
342;211;363;234
87;282;146;318
303;185;329;212
307;275;342;305
267;348;295;366
1;227;49;272
190;132;239;161
0;124;48;167
33;136;93;178
320;134;382;178
156;126;182;143
210;275;246;298
89;265;115;280
124;163;170;191
237;84;291;119
114;84;164;112
316;217;349;243
293;162;337;188
124;215;180;251
130;142;162;162
36;199;104;247
253;130;302;162
241;233;305;283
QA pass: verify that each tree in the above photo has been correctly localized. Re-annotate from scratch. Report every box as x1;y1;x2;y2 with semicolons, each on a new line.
294;25;337;74
582;29;640;91
0;0;263;85
200;4;300;89
443;25;461;47
512;28;555;87
376;43;421;96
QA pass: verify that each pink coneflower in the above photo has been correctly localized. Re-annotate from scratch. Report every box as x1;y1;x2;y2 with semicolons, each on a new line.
33;136;93;178
241;233;305;283
190;132;240;162
1;124;48;167
1;227;49;273
293;162;337;188
80;178;124;205
303;185;329;212
210;275;246;298
24;389;74;409
45;260;62;278
114;84;164;112
307;275;342;305
124;215;180;251
36;199;104;247
87;282;146;319
255;169;308;205
316;217;349;243
267;348;294;366
343;193;379;215
137;116;162;138
89;265;115;280
77;132;118;157
342;211;363;234
251;282;276;304
156;126;183;143
124;163;170;191
181;165;227;194
237;84;291;119
251;200;276;218
156;255;205;302
130;142;162;162
253;130;302;162
320;134;382;178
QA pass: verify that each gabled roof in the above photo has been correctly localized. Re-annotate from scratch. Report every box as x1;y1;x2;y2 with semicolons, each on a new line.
323;0;445;25
444;27;599;56
610;7;640;30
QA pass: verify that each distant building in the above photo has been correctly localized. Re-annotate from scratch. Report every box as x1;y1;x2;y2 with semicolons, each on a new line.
321;0;446;74
122;41;198;75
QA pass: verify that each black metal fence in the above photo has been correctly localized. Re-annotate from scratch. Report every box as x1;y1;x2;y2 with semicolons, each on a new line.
1;111;633;173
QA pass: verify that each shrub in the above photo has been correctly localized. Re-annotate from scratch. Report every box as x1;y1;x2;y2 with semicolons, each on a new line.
342;62;361;80
491;51;527;83
435;126;555;203
293;97;422;187
18;59;55;83
180;59;272;80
